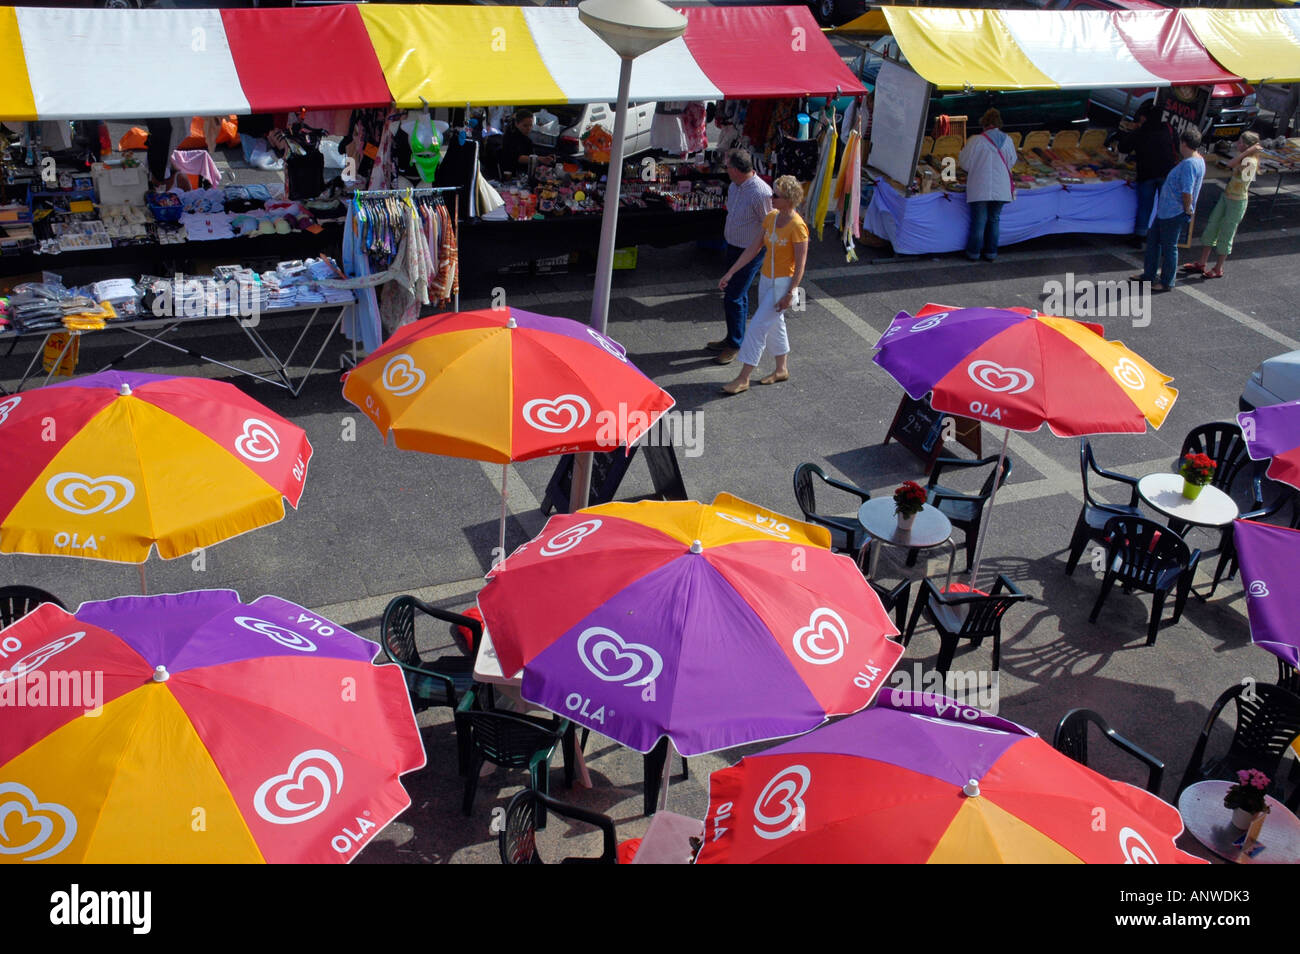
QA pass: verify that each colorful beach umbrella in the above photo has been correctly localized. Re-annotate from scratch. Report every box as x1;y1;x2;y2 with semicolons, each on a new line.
873;303;1178;583
476;494;903;757
1238;399;1300;492
0;591;423;863
1231;519;1300;668
341;307;674;553
0;370;311;568
696;691;1204;864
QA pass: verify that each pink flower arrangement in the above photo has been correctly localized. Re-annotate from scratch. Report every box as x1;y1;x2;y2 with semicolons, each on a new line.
1223;769;1271;815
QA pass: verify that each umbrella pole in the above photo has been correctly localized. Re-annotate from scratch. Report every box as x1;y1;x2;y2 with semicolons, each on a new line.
138;561;147;596
967;427;1010;591
499;462;508;563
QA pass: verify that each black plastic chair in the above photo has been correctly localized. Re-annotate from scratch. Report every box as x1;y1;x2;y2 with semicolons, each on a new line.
1053;708;1165;794
906;455;1012;572
903;574;1029;675
870;579;912;632
1177;682;1300;797
1064;439;1144;576
1202;476;1297;599
0;586;65;628
792;463;872;555
499;789;618;864
1279;660;1300;695
455;687;573;817
1088;517;1200;646
379;595;478;715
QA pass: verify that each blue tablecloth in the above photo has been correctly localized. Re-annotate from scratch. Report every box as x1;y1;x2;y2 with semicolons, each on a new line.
862;179;1137;255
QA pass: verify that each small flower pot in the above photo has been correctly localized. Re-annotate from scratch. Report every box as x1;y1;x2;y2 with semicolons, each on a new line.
897;512;917;533
1182;479;1205;500
1230;807;1261;830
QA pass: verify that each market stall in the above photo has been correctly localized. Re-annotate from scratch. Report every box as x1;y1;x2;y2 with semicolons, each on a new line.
845;7;1300;256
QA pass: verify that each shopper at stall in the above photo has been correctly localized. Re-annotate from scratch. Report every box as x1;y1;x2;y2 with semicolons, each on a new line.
709;148;772;365
1132;127;1205;292
500;109;552;177
718;175;807;394
1117;102;1179;248
1185;132;1262;279
958;109;1018;262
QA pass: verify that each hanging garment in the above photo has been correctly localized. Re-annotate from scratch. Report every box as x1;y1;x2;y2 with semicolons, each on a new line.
169;150;222;188
683;102;708;154
409;111;443;183
431;201;458;303
341;202;383;352
812;119;838;240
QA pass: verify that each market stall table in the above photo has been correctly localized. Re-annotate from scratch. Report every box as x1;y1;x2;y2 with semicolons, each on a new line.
857;497;956;586
1;297;355;396
1178;780;1300;864
1137;473;1239;537
863;178;1136;257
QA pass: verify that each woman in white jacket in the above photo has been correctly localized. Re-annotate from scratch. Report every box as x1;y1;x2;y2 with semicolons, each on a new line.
958;109;1018;262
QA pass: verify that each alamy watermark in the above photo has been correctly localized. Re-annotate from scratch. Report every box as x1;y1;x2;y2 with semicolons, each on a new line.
150;274;262;328
888;662;999;715
1042;273;1150;328
593;403;704;458
0;668;103;716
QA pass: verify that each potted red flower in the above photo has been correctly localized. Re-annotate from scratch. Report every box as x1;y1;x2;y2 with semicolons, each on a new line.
893;480;927;532
1223;768;1271;830
1179;453;1216;500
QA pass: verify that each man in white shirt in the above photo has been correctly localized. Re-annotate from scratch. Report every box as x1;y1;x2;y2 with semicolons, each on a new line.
709;149;773;365
958;109;1019;262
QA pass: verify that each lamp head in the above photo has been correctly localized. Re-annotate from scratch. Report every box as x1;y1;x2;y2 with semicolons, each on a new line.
578;0;688;58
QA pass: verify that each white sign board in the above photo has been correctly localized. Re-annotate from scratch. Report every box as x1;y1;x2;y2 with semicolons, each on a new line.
867;59;932;187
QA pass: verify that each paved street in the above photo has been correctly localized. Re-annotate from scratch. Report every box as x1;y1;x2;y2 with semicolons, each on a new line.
4;172;1299;863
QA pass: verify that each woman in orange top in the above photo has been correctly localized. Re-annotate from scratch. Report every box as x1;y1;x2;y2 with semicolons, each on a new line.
718;175;808;394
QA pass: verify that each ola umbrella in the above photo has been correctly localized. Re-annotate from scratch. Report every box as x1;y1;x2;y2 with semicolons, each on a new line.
341;307;674;556
476;494;903;757
0;370;311;590
1231;519;1300;668
697;691;1204;864
873;303;1178;585
0;591;423;863
1238;399;1300;491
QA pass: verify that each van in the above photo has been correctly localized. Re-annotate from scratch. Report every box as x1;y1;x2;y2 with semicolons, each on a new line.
1089;83;1259;144
528;102;657;160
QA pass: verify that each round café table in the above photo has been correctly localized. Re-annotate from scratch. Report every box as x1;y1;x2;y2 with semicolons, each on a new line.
857;498;956;587
1177;780;1300;864
1137;473;1239;537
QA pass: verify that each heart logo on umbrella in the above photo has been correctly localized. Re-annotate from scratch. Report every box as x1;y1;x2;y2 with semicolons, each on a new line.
381;355;426;397
0;631;85;685
234;418;281;463
587;328;627;362
1248;581;1269;598
540;519;602;556
909;312;948;332
0;782;78;861
0;395;20;426
967;360;1035;395
1113;357;1146;391
791;607;850;666
752;765;811;841
234;616;317;652
1118;827;1158;864
577;626;662;687
522;394;592;434
252;749;344;825
45;473;135;516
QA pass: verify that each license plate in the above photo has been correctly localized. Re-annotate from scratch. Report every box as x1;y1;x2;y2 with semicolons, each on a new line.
1214;125;1244;139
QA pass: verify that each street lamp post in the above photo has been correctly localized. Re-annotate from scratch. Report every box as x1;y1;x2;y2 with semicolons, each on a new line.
568;0;687;514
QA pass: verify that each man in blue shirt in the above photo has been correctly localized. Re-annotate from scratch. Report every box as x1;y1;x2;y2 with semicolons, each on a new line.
1133;128;1205;291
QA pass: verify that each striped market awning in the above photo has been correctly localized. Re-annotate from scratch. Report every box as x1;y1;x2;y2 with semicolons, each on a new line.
0;4;863;121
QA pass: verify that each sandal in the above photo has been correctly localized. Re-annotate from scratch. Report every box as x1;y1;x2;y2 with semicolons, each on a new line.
1204;268;1224;279
721;380;750;395
759;371;790;385
1181;262;1206;273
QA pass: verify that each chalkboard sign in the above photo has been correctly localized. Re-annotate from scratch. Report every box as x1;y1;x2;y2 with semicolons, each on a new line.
883;393;982;473
541;445;688;515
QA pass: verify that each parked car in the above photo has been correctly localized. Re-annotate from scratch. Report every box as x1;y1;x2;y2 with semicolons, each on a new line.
1240;351;1300;412
1090;83;1259;144
855;36;1090;132
528;102;656;160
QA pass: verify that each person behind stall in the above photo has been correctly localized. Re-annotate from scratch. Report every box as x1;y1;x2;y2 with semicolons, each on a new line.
708;148;772;365
958;109;1018;263
1132;127;1205;292
717;175;807;395
1184;132;1261;279
500;109;553;177
1116;102;1179;248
